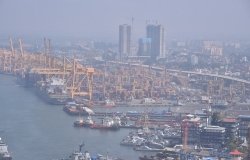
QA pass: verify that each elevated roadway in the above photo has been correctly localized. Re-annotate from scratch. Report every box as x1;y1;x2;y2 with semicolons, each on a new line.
164;69;250;85
105;60;250;85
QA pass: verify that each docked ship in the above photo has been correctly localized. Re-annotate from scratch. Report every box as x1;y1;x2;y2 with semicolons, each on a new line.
16;71;39;88
64;102;94;116
36;77;72;105
90;116;121;130
0;138;12;160
59;143;122;160
95;99;116;108
74;115;94;127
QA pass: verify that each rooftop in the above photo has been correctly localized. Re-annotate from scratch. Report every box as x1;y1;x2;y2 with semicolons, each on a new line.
183;115;201;123
238;115;250;119
203;125;225;132
221;118;237;123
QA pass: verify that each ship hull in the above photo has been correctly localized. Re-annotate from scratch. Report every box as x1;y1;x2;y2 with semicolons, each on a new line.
0;156;12;160
74;121;93;127
35;87;71;105
90;124;120;130
63;106;90;116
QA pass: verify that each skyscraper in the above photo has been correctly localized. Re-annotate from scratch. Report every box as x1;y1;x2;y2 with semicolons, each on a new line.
146;24;165;59
119;24;131;60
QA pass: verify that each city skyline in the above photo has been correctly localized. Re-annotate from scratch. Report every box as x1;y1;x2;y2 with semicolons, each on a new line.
2;1;250;160
0;0;250;42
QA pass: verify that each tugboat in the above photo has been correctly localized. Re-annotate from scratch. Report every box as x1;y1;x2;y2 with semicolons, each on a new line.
0;137;12;160
59;142;122;160
102;99;116;107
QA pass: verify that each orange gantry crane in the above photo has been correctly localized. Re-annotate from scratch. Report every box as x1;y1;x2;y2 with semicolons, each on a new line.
0;38;95;101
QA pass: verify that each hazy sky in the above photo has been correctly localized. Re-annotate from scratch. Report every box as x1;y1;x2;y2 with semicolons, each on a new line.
0;0;250;42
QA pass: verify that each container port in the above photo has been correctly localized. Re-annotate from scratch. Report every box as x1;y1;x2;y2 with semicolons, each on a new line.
1;38;250;160
1;1;250;159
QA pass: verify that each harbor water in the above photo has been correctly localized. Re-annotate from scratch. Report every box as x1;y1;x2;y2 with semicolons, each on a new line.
0;75;155;160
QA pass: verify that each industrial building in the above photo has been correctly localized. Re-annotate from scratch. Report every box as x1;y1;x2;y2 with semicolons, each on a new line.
238;115;250;137
181;115;202;145
200;126;226;148
217;118;239;140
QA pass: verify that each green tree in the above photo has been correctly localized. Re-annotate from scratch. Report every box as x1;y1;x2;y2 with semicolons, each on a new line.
211;112;221;125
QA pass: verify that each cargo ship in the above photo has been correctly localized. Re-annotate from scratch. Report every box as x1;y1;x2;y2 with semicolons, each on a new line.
35;77;72;105
16;72;39;88
0;137;12;160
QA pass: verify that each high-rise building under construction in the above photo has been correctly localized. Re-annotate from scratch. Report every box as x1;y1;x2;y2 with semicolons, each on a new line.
146;24;165;59
119;24;131;60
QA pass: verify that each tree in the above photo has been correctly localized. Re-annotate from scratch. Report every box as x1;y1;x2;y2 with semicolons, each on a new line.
211;112;221;125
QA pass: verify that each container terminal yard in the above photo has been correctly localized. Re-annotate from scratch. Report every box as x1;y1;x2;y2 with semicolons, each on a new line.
1;39;250;107
1;39;250;159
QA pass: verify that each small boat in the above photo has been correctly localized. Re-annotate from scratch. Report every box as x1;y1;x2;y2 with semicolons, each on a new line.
120;136;145;146
103;99;116;107
0;137;12;160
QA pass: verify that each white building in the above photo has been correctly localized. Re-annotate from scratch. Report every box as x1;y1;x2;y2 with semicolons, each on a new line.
119;24;131;60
